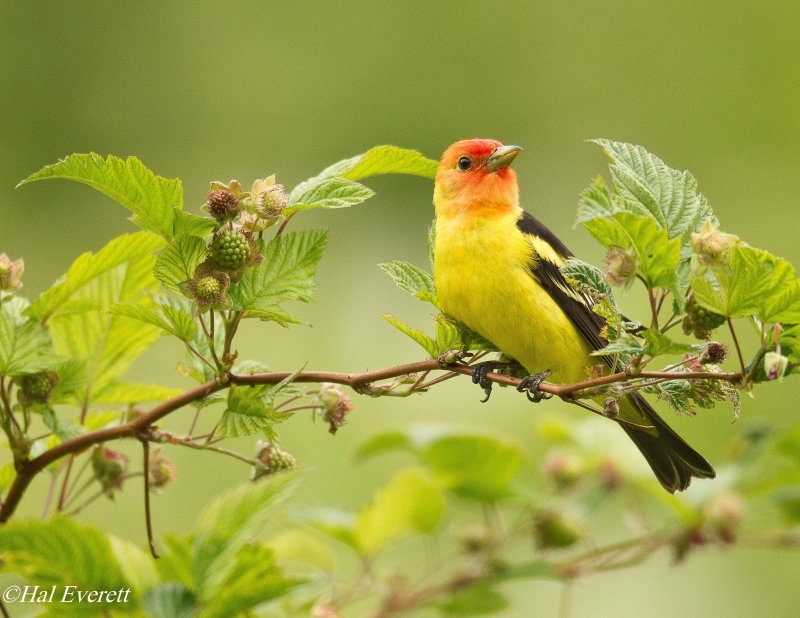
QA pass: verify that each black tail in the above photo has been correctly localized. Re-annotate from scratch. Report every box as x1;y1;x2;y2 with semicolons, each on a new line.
621;392;715;493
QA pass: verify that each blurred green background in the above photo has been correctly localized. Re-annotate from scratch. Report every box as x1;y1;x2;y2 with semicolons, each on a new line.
2;2;799;616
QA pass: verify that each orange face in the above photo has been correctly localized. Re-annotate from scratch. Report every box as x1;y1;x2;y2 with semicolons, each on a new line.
434;139;522;217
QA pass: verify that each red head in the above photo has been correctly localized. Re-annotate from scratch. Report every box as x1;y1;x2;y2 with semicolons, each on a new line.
434;139;522;218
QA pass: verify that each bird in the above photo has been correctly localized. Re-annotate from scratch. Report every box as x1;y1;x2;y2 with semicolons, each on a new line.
432;138;715;493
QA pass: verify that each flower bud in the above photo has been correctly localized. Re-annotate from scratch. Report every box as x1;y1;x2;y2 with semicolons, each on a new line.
255;184;288;219
703;491;745;543
691;221;742;269
91;447;128;494
604;248;636;287
457;523;494;554
543;449;585;489
764;351;789;381
148;448;177;489
253;440;297;479
316;383;354;435
0;254;24;292
532;510;583;549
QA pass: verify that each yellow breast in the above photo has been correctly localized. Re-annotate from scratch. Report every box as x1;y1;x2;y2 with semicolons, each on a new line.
433;211;593;384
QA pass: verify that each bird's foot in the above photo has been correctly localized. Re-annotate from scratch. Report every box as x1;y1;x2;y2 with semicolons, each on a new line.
516;370;553;403
470;361;513;403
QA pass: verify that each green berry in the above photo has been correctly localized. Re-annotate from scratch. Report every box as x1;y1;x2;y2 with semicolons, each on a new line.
683;294;726;339
195;276;221;301
20;371;59;403
210;230;251;270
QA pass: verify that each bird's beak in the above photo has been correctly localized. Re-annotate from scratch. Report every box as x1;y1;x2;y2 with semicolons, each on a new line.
484;145;523;172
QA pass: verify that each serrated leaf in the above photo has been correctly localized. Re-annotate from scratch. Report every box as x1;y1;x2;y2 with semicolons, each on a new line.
218;384;290;438
109;302;197;342
584;211;681;288
381;312;438;357
286;177;375;215
692;246;800;322
26;231;164;322
590;139;717;246
576;176;616;223
154;234;207;294
561;257;619;311
108;535;160;594
193;475;297;593
420;435;524;501
231;230;328;322
355;468;443;554
289;145;437;204
18;153;183;239
40;234;163;402
591;333;645;358
379;260;436;299
202;543;303;618
0;517;133;610
172;207;217;238
435;313;463;353
0;302;58;376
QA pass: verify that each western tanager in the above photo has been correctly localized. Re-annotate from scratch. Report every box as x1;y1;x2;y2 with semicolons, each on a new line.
432;138;715;492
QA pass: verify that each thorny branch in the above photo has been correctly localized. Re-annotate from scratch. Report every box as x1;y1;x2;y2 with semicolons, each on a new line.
0;358;745;523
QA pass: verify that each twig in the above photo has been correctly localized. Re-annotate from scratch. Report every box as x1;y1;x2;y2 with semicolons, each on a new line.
0;359;744;523
727;319;747;378
140;437;159;558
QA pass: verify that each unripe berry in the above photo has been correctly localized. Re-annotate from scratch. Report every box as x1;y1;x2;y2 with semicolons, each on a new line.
91;446;128;493
210;230;251;270
18;370;59;405
683;294;726;339
532;510;583;549
253;440;297;479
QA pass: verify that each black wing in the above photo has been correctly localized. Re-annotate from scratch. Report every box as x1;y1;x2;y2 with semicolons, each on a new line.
516;211;612;365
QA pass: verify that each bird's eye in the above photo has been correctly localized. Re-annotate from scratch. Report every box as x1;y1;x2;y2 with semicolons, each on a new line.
456;156;472;171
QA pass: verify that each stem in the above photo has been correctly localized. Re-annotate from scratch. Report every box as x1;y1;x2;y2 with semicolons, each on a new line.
140;438;159;558
55;455;76;512
276;213;296;235
727;319;747;378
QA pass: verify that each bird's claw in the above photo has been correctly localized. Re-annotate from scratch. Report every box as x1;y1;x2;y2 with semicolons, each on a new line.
470;361;509;403
516;370;553;403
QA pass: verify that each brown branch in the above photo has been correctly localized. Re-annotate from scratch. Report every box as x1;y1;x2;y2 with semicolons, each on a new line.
0;359;744;524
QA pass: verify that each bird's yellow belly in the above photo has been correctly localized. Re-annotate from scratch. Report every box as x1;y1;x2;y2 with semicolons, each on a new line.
434;217;592;385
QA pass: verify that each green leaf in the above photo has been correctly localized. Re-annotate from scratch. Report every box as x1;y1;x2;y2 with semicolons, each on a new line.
193;475;297;593
92;381;183;404
42;408;84;440
50;358;89;404
155;534;196;590
18;153;183;239
172;207;217;238
576;176;615;223
219;384;290;438
286;177;375;215
143;583;196;618
355;468;443;554
26;232;164;322
108;535;160;595
154;234;207;294
379;260;436;300
692;246;800;322
356;431;413;460
0;517;134;611
289;145;437;203
589;139;717;246
435;584;509;615
420;435;524;501
591;333;645;358
109;302;197;342
583;212;681;289
381;312;438;357
202;543;302;618
435;313;463;354
231;230;328;322
561;257;619;311
0;301;58;376
640;330;700;358
39;234;163;402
